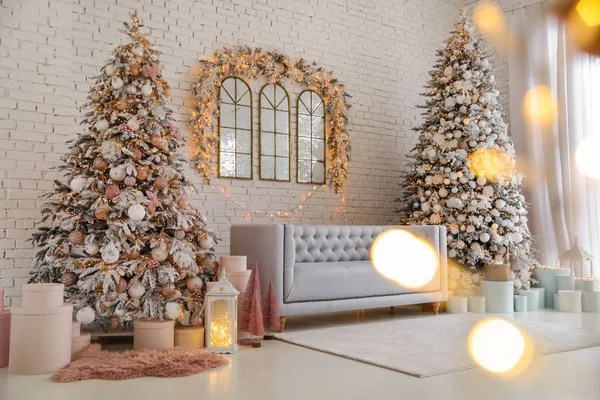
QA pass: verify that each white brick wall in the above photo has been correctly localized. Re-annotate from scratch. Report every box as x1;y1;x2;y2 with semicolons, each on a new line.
0;0;462;305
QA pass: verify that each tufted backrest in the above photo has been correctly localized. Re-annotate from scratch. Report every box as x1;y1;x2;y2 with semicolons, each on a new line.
289;225;394;263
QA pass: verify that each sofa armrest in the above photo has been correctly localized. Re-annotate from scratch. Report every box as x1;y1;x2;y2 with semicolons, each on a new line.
230;224;287;306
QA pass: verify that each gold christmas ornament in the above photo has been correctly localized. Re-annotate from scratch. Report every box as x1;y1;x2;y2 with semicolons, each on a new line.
95;205;109;220
68;230;85;245
128;62;140;75
131;148;143;161
136;166;149;180
115;277;128;293
105;185;121;199
150;133;164;149
60;271;77;287
115;98;128;111
154;176;169;190
93;157;108;171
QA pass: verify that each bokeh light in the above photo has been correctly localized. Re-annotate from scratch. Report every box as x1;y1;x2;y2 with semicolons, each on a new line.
468;319;531;375
473;1;506;37
371;229;438;289
575;135;600;179
522;85;557;126
468;149;514;181
577;0;600;26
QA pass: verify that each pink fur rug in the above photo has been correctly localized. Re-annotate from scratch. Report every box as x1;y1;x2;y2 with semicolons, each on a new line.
52;344;229;382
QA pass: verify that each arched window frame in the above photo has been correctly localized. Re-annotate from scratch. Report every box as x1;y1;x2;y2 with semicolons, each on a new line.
218;77;253;180
296;90;326;184
258;83;291;182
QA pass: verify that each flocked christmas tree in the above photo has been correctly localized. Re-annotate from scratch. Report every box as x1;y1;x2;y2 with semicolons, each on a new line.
397;10;537;290
29;13;218;330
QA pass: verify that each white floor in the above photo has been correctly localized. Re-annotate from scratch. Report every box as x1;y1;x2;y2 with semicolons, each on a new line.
2;307;600;400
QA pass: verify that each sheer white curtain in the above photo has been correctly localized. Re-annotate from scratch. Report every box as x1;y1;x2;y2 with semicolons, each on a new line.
508;7;600;275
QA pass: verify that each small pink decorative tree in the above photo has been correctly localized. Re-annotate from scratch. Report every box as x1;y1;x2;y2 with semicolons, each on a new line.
262;280;280;340
239;263;263;346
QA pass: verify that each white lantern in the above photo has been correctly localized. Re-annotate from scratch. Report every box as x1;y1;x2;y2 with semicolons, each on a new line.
558;237;594;278
205;272;239;354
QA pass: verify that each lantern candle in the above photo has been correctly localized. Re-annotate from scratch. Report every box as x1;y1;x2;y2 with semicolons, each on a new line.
205;272;239;354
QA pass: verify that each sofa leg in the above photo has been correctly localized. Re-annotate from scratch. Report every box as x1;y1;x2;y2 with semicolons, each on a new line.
432;302;441;315
279;316;287;332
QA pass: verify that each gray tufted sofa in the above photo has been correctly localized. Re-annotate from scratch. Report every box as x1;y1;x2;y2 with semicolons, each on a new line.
230;224;447;324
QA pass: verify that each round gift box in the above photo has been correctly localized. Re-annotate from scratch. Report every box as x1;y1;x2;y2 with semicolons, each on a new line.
467;296;486;313
71;332;91;360
481;280;514;313
529;288;546;309
22;283;64;308
219;256;247;273
0;311;11;368
447;296;468;314
175;325;205;349
534;267;571;308
582;291;600;312
518;290;540;311
134;319;175;350
558;290;582;313
514;295;527;312
227;270;251;293
71;321;81;337
9;304;73;375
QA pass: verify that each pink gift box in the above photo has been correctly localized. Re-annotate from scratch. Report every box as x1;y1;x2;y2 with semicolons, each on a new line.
0;310;11;368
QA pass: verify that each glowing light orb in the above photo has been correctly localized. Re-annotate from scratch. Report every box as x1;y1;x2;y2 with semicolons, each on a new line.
576;135;600;179
468;319;526;374
468;149;514;181
371;229;438;288
577;0;600;27
522;85;557;126
473;2;507;41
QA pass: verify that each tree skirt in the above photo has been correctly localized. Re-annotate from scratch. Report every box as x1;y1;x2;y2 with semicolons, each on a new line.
52;344;228;382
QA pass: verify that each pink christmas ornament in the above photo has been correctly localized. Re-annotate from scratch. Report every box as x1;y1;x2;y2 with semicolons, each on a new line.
105;185;120;199
142;63;161;81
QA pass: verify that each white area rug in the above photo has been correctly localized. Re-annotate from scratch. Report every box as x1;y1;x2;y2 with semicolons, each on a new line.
275;313;600;377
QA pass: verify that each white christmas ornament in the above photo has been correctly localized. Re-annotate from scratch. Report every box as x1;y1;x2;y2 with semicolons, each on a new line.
444;66;453;76
421;202;431;212
141;84;152;97
199;235;214;250
495;199;506;209
128;281;146;298
101;247;119;264
109;165;127;181
127;204;146;222
165;302;183;320
70;176;87;193
85;241;100;255
95;119;109;131
439;188;448;198
449;249;457;257
482;186;494;197
430;214;441;224
466;225;475;233
477;177;487;186
480;233;490;242
137;108;148;118
133;44;144;57
151;247;168;261
112;77;124;90
463;70;472;80
186;276;203;291
450;226;459;235
127;116;140;131
125;84;137;94
105;64;116;76
76;306;96;325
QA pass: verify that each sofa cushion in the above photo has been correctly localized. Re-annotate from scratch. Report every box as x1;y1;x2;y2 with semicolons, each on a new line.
285;260;440;303
292;225;390;263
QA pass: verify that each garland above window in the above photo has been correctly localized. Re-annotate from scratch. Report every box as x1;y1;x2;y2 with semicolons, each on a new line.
189;46;351;193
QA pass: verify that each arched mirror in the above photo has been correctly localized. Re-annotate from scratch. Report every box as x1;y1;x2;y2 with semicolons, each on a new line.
218;77;252;179
259;83;290;181
297;90;325;184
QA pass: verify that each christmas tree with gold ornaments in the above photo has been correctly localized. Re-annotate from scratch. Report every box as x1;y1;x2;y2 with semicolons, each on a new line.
29;13;218;330
397;10;537;290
